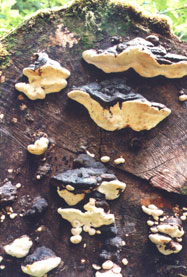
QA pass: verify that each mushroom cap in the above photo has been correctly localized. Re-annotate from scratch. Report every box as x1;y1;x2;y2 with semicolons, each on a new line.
82;37;187;78
68;79;171;131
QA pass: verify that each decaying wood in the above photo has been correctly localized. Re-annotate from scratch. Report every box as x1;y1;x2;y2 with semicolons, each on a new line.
0;0;186;276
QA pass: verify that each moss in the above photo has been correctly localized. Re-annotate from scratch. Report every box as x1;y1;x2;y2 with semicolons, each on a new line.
0;43;9;61
68;0;172;37
109;0;172;36
178;183;187;195
0;43;10;69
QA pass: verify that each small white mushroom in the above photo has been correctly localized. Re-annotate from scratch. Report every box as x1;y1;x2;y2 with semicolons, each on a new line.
114;158;125;165
179;94;187;101
96;263;122;277
4;235;33;258
180;215;186;221
66;185;75;191
100;156;110;163
122;258;128;266
27;137;49;155
92;264;101;271
147;220;155;226
102;260;114;270
70;235;82;244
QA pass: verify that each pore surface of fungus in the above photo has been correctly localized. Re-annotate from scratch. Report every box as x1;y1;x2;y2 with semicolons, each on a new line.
58;198;115;243
21;246;61;277
68;78;171;131
4;235;33;258
27;137;49;155
51;154;126;205
82;37;187;78
15;53;70;100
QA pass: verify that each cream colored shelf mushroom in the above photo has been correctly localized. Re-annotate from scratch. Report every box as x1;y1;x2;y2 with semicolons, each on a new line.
68;78;171;131
15;53;70;100
58;198;115;244
82;37;187;78
27;137;49;155
4;235;33;258
21;246;61;277
51;154;126;205
142;204;185;255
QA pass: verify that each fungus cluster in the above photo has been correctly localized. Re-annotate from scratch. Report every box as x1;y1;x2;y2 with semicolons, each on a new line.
51;154;126;205
82;37;187;78
58;197;115;244
53;154;126;275
68;78;170;131
142;204;185;255
15;53;70;100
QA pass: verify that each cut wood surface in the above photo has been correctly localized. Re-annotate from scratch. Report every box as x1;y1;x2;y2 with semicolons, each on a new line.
0;1;186;276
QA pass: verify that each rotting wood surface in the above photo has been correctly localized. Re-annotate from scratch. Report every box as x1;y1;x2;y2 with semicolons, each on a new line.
0;1;186;276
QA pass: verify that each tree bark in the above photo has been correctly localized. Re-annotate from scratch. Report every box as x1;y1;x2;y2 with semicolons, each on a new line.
0;1;186;276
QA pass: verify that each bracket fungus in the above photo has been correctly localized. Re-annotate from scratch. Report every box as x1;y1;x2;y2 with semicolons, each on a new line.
24;196;48;217
27;137;49;155
58;198;115;244
21;246;61;277
142;204;185;255
0;181;17;205
51;154;126;205
68;78;171;131
82;37;187;78
15;53;70;100
4;235;33;258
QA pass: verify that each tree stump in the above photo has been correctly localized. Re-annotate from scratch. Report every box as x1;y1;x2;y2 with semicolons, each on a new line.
0;1;186;276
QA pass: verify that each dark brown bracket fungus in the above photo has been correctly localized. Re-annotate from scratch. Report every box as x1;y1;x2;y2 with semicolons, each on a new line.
0;181;17;205
68;78;171;131
21;246;62;277
82;37;187;78
15;53;70;100
51;154;126;205
24;196;48;218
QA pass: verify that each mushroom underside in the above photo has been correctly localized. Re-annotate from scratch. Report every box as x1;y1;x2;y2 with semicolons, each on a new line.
68;90;171;131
